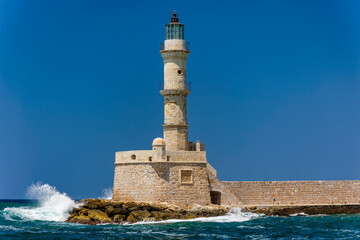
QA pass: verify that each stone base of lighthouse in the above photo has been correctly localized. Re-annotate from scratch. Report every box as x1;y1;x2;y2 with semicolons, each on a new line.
112;138;242;207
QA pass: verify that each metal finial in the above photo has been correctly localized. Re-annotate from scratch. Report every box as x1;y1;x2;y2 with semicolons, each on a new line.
171;11;178;23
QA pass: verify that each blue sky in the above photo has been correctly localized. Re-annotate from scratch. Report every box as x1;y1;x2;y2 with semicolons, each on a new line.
0;0;359;199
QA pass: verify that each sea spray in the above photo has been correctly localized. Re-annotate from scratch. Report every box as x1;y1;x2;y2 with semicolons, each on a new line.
3;183;77;221
99;187;113;200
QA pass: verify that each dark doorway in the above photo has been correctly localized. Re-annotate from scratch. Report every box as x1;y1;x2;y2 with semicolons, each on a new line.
210;191;221;205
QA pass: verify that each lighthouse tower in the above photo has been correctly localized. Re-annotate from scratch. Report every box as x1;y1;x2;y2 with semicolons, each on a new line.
160;12;190;151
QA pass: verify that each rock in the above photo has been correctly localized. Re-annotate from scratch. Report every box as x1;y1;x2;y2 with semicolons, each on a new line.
82;199;108;210
67;214;93;225
127;210;152;222
152;203;168;211
105;206;115;217
80;208;89;216
113;207;129;215
66;199;230;225
88;210;111;223
113;214;127;222
110;202;123;208
125;202;153;211
183;213;197;219
167;205;181;213
151;211;181;220
126;214;137;222
72;208;81;213
123;202;138;210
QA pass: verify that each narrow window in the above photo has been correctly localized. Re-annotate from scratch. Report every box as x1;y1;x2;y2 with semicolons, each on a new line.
148;156;152;161
167;156;170;161
131;154;136;160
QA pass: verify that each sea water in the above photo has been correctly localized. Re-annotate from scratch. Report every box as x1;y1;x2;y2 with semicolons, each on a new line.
1;184;360;239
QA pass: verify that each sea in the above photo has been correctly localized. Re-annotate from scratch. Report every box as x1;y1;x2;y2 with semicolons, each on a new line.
1;183;360;239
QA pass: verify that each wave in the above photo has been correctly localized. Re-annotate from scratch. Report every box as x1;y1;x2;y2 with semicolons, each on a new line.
3;183;78;222
133;208;262;225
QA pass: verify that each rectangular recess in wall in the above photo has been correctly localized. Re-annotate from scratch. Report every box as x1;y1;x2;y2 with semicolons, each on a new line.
180;170;193;184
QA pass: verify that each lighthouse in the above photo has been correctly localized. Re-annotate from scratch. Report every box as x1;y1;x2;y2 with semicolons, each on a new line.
160;12;190;151
112;12;231;207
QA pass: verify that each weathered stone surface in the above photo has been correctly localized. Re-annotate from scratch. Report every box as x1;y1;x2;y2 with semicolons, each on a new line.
105;206;115;217
183;213;197;219
70;214;93;225
113;214;127;222
127;210;152;222
112;207;129;216
80;208;89;215
88;210;111;223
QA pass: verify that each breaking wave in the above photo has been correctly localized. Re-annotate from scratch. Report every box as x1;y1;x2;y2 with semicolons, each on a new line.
3;183;77;222
134;208;262;225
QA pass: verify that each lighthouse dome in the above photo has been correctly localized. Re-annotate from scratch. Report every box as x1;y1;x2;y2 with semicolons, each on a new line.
152;137;166;146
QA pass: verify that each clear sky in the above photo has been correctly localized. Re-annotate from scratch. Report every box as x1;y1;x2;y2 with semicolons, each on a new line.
0;0;359;199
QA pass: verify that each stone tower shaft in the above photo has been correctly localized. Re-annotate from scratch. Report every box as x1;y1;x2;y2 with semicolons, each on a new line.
160;12;190;151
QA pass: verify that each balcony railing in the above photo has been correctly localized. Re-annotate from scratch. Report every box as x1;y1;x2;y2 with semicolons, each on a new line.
159;81;191;91
160;42;190;51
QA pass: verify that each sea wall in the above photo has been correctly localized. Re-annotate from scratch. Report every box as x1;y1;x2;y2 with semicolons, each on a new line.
243;204;360;216
223;180;360;206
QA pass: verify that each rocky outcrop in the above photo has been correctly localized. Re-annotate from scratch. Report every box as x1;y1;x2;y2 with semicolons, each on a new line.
243;204;360;217
66;199;229;225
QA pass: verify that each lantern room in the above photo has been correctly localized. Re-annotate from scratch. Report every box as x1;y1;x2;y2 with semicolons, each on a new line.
165;12;184;40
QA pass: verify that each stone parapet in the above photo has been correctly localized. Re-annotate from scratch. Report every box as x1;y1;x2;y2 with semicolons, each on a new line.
115;150;207;163
115;150;153;163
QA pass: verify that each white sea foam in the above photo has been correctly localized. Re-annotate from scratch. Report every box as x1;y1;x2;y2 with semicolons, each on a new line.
3;183;78;222
290;212;308;217
133;208;262;225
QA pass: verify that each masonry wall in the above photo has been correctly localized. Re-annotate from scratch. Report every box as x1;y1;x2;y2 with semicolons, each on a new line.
113;161;211;207
223;181;360;206
113;163;170;203
208;170;242;206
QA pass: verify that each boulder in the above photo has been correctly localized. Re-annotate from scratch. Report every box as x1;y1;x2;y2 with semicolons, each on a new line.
151;211;181;220
88;210;111;223
113;214;127;222
67;214;93;225
80;208;89;216
113;207;129;215
72;208;81;213
105;206;115;217
183;213;197;219
127;210;152;222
